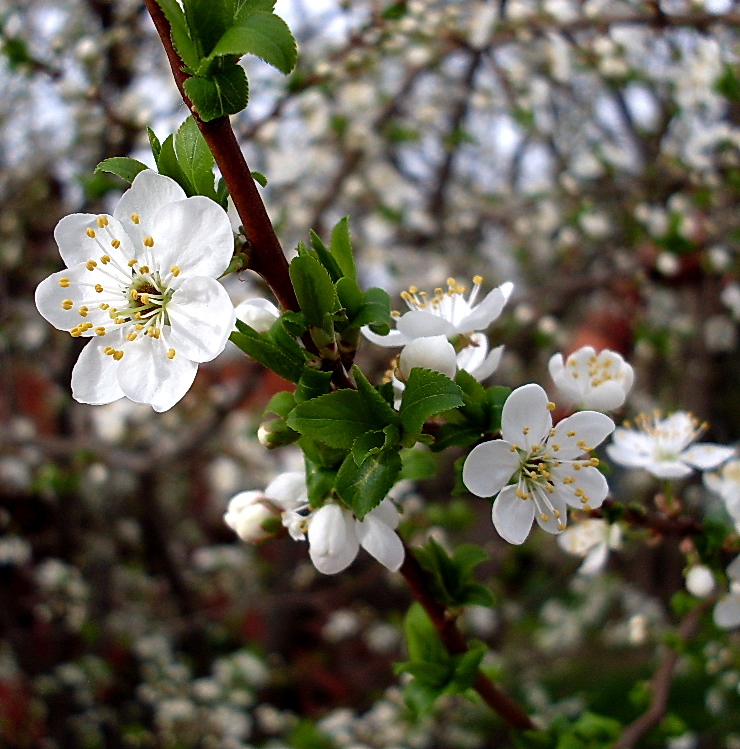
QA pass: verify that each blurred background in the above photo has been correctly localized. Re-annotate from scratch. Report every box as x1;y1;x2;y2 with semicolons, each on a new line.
2;0;740;746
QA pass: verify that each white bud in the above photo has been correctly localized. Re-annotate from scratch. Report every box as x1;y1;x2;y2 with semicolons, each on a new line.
224;491;278;543
235;298;280;333
398;335;457;380
686;565;715;598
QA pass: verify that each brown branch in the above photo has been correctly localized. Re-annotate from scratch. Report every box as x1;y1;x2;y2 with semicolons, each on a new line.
143;0;298;313
612;601;710;749
399;543;536;731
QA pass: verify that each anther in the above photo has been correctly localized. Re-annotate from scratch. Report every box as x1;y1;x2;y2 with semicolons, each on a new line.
130;213;140;224
567;430;576;437
78;306;89;317
540;513;550;522
94;284;103;293
111;239;121;249
546;402;556;411
128;259;137;267
114;317;125;325
139;265;150;274
143;236;154;247
100;255;111;264
86;228;96;238
170;266;180;277
99;303;109;310
61;299;74;310
85;260;97;271
139;293;150;305
167;348;176;359
126;333;137;341
95;327;106;336
96;216;109;228
113;350;124;360
58;277;70;288
557;522;566;531
522;426;530;435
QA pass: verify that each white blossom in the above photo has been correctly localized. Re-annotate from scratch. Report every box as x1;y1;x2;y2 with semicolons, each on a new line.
685;565;715;598
557;518;621;575
226;471;404;575
398;335;457;379
363;276;513;349
607;411;734;479
462;383;615;545
714;556;740;629
234;297;280;333
34;171;236;412
548;346;634;412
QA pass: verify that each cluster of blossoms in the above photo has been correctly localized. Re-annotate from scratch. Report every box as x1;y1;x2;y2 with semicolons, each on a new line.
363;276;513;384
224;471;404;575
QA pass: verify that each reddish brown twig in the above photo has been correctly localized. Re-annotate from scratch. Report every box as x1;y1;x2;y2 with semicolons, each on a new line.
143;0;298;313
612;601;710;749
400;543;536;730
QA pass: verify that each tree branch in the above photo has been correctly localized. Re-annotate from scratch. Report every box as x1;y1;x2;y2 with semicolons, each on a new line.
400;543;536;730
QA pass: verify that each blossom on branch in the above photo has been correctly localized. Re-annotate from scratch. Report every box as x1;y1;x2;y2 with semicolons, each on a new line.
462;383;614;545
556;518;621;575
714;555;740;629
225;471;404;575
364;276;512;347
606;411;734;479
548;346;634;412
704;459;740;523
35;171;236;412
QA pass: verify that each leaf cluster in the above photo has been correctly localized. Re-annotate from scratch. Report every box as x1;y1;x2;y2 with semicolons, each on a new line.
515;712;623;749
156;0;297;121
395;603;487;716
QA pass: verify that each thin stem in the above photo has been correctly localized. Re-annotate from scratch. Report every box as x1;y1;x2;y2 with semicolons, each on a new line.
613;601;710;749
400;543;536;730
143;0;298;313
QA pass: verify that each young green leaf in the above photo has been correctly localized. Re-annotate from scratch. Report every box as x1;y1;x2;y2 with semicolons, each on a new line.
335;447;402;519
399;368;464;440
294;368;333;404
94;158;149;185
174;116;217;198
251;170;268;187
234;0;277;23
353;366;399;426
184;65;249;121
263;390;296;419
209;12;297;75
182;0;234;57
329;217;356;281
147;127;162;163
156;134;194;194
287;390;393;450
308;230;343;283
335;277;364;320
356;287;393;334
399;449;436;481
289;254;339;335
155;0;200;70
230;320;306;383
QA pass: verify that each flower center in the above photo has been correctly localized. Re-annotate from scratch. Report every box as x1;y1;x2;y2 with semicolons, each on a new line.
395;275;483;324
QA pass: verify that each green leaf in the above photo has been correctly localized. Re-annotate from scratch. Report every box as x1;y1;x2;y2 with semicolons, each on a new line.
209;11;297;74
295;368;333;404
403;602;447;665
304;458;337;509
263;390;296;418
230;320;306;383
334;447;402;519
299;437;347;471
183;0;234;56
174;116;217;198
351;430;386;466
147;127;162;163
287;391;392;449
450;642;486;692
234;0;277;23
353;366;399;426
156;134;194;194
485;385;510;433
330;217;356;281
94;158;148;184
155;0;200;69
309;230;344;283
184;65;249;121
336;277;364;319
251;170;268;187
430;424;486;453
357;287;393;334
400;368;463;440
289;254;339;335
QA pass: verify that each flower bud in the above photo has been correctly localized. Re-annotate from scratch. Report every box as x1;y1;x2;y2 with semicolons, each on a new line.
224;491;281;543
398;335;457;380
686;565;715;598
257;418;300;449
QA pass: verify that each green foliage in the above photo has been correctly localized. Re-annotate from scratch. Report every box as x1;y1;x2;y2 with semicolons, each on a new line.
515;712;623;749
230;318;309;383
94;157;149;184
413;538;495;609
399;448;437;482
399;368;464;443
287;720;337;749
156;0;296;121
395;603;487;716
173;116;219;199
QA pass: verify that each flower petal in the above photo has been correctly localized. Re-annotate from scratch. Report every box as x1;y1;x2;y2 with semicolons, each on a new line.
552;410;615;457
308;504;359;575
501;383;551;448
368;497;401;530
166;277;237;362
235;298;280;333
396;310;457;339
463;440;520;497
54;214;135;269
579;543;609;575
458;281;513;333
643;460;694;479
533;489;567;535
681;444;735;471
357;514;404;571
399;335;457;379
491;485;535;545
582;380;628;411
264;471;307;508
113;171;187;240
552;464;609;509
361;327;408;347
114;336;198;412
71;337;126;406
150;197;234;279
35;265;107;332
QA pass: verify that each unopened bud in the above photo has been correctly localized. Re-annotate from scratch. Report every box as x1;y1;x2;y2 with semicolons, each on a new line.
258;418;300;449
224;491;281;543
686;565;715;598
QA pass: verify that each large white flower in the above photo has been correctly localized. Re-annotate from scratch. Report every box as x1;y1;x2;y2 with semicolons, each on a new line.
226;470;404;575
606;411;734;479
463;383;615;545
704;459;740;522
35;171;236;412
363;276;513;348
714;555;740;629
548;346;634;412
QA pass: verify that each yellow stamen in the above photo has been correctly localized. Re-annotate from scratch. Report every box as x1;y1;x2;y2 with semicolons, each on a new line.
113;350;124;360
143;236;154;247
94;284;103;293
100;255;111;264
170;266;180;277
61;299;74;310
85;260;97;271
130;213;140;224
78;306;89;317
86;228;96;238
96;216;109;228
95;327;106;336
58;277;70;288
111;239;121;249
546;401;556;411
167;348;176;359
